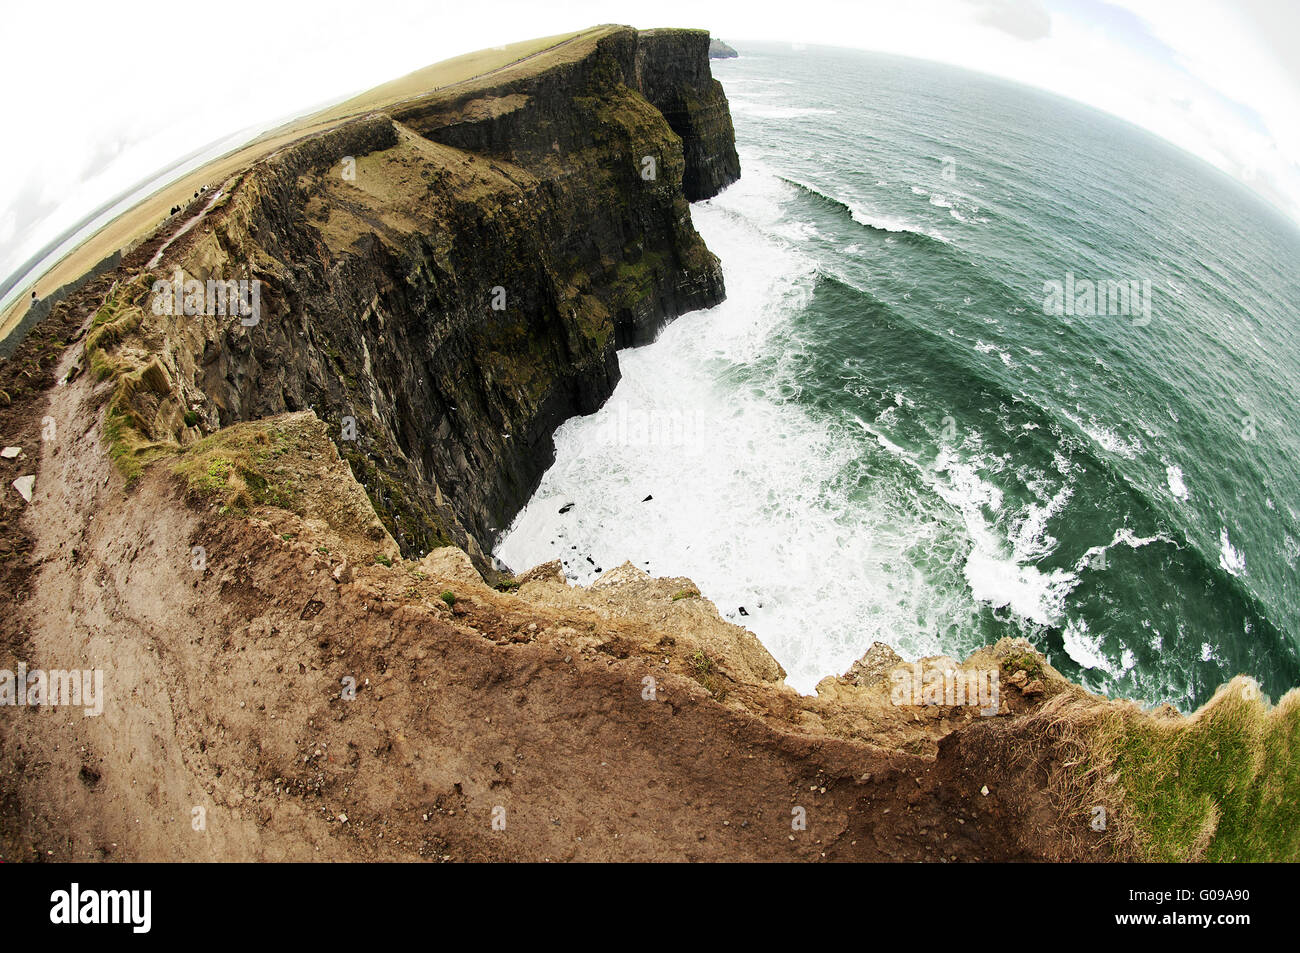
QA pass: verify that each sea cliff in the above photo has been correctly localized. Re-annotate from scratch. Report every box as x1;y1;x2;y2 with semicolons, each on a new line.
0;25;1294;864
85;25;739;570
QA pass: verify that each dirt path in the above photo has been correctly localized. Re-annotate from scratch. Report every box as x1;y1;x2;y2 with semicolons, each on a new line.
0;330;1112;861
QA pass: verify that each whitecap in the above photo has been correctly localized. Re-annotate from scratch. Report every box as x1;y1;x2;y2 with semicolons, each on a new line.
1218;528;1246;576
1165;464;1190;501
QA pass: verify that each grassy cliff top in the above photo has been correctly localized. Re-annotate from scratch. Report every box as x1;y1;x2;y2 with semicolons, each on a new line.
0;25;636;348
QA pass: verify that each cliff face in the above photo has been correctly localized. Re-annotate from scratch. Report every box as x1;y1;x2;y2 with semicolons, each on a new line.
90;26;740;569
634;30;742;200
5;29;1294;865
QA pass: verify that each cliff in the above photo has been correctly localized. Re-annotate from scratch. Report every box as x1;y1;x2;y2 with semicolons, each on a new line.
709;38;739;59
78;25;739;571
1;26;1294;864
5;392;1293;861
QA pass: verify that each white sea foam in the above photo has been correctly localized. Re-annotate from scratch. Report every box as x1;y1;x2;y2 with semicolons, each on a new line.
497;161;1085;692
845;203;950;243
1218;528;1246;576
974;340;1016;367
963;549;1076;627
1062;617;1110;673
1283;534;1300;569
1061;407;1143;459
1165;463;1190;501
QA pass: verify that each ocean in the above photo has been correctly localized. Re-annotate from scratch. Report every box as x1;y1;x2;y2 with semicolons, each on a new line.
496;43;1300;710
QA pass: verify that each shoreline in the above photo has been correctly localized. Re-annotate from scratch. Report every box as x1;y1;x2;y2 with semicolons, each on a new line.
0;24;1294;863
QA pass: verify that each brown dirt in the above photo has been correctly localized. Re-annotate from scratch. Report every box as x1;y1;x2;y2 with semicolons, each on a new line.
0;320;1126;862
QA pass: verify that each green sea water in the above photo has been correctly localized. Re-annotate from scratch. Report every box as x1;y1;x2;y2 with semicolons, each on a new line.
498;44;1300;710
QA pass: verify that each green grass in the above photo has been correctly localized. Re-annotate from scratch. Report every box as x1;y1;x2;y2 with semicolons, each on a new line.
101;406;166;484
1000;651;1044;680
440;590;456;607
688;650;727;701
170;421;296;514
82;274;168;481
1079;678;1300;861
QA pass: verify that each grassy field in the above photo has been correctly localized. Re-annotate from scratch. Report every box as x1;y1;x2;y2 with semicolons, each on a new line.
0;26;611;347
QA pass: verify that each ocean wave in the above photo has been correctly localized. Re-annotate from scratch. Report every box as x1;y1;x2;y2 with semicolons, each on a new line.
1062;617;1129;678
846;410;1078;631
729;102;838;119
1060;407;1144;459
1219;528;1246;576
974;340;1015;368
848;206;950;244
775;174;951;244
1166;463;1190;501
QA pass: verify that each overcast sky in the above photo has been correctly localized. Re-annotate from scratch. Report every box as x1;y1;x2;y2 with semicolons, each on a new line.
1;0;1297;290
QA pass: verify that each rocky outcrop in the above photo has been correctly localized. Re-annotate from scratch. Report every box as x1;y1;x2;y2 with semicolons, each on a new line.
86;26;740;571
709;38;739;59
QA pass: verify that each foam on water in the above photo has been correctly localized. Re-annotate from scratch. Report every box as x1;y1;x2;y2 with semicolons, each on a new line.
1219;528;1247;576
1166;463;1190;501
497;159;1134;692
846;204;950;243
497;167;991;691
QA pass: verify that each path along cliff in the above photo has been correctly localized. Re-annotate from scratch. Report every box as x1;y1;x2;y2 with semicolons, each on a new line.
0;25;1294;862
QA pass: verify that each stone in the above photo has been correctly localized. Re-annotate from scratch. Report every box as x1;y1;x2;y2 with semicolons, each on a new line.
844;641;905;687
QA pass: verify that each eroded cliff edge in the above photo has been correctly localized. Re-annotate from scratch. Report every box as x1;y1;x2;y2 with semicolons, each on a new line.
1;25;1294;864
89;25;739;569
